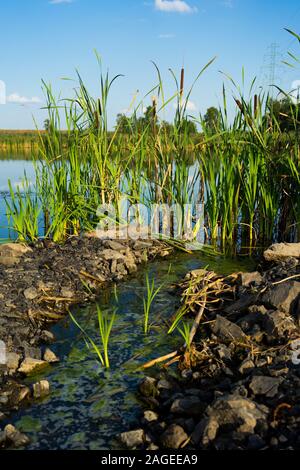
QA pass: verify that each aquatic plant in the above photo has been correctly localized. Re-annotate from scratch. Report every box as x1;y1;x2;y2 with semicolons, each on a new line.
176;320;193;353
69;305;116;369
143;272;164;334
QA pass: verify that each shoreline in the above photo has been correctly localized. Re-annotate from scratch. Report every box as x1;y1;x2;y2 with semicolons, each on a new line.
0;235;173;448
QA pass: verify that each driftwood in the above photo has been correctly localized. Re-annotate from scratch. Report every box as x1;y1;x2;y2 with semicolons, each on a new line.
141;269;236;370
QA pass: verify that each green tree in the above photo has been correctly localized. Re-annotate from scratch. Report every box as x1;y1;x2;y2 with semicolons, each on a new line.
203;107;221;134
115;113;131;133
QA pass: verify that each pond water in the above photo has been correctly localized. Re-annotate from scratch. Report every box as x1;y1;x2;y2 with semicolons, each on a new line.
6;251;254;450
0;153;36;240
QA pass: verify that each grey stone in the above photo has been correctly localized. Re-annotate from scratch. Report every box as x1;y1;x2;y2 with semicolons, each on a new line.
24;287;38;300
170;396;204;417
264;243;300;262
263;310;297;337
4;424;30;448
238;271;263;287
211;315;247;342
238;359;255;375
160;424;188;449
0;243;32;266
6;352;21;372
195;394;268;446
119;429;145;449
139;377;158;398
32;380;50;399
43;348;59;363
250;375;283;398
261;281;300;315
101;249;125;261
143;410;159;423
18;357;48;375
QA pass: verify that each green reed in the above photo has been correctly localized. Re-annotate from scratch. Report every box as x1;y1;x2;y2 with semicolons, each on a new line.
4;31;300;250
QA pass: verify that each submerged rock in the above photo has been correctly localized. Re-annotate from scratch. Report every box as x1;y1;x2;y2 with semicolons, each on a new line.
4;424;30;448
43;348;59;363
32;380;50;399
18;358;48;376
139;377;158;398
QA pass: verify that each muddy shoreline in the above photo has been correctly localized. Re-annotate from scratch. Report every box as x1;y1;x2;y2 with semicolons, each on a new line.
0;236;172;448
120;243;300;451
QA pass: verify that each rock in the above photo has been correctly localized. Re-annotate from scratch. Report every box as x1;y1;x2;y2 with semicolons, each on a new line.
40;330;55;343
32;380;50;399
238;271;263;287
263;310;297;338
18;357;48;376
249;376;283;398
4;424;30;448
60;287;75;299
224;294;257;314
264;243;300;262
43;348;59;363
194;394;268;446
124;259;137;274
6;352;21;372
216;344;232;360
143;410;159;423
211;315;247;342
23;287;38;300
238;359;255;375
139;377;158;398
157;379;173;391
160;424;188;449
103;240;125;251
119;429;145;449
147;443;159;450
261;281;300;315
101;249;125;261
0;243;32;266
247;434;266;450
170;396;204;417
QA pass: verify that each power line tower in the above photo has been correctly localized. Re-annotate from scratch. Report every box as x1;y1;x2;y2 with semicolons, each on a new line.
259;43;283;97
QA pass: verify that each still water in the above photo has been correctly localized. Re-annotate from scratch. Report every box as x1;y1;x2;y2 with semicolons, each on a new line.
6;252;254;450
0;153;36;240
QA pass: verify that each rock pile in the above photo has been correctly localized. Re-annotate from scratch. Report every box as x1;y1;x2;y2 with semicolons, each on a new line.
120;243;300;450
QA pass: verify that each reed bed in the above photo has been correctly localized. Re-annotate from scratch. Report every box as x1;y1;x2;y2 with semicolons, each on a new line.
4;37;300;252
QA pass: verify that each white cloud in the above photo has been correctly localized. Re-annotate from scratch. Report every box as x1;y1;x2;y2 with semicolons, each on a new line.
158;33;175;39
7;93;42;105
173;99;197;112
49;0;73;4
185;100;197;111
220;0;233;7
154;0;197;14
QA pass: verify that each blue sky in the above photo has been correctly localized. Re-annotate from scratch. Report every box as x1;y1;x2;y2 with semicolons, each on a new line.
0;0;300;129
